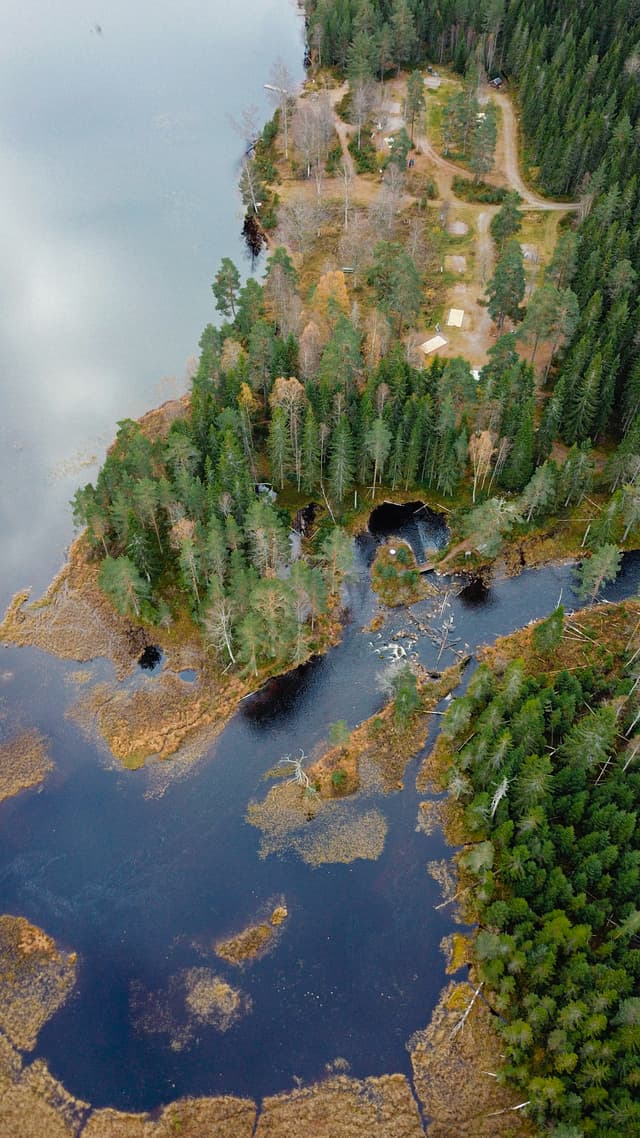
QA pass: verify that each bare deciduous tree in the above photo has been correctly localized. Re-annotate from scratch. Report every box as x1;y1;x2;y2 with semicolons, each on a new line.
279;197;327;256
299;321;324;380
351;81;375;149
364;308;392;370
469;429;495;502
338;210;373;286
373;164;405;234
267;59;295;159
339;158;353;230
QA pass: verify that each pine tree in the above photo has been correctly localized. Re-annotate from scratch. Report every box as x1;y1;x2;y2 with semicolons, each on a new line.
365;415;392;496
212;258;241;320
390;0;417;71
318;526;354;593
519;462;558;522
470;102;497;182
487;240;526;331
99;555;151;619
563;351;602;444
301;406;321;492
267;406;293;490
328;416;355;503
490;191;523;253
405;70;426;143
532;605;564;657
575;545;621;601
499;401;534;491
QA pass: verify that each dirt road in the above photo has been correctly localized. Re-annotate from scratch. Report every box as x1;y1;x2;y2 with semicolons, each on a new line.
491;90;580;210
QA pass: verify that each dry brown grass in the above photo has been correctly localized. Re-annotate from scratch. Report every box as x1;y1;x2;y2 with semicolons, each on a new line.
131;967;251;1052
82;1096;257;1138
0;916;77;1051
246;780;388;864
255;1074;424;1138
214;902;288;966
0;730;53;803
0;536;151;682
408;982;532;1138
309;662;463;796
480;596;640;677
69;672;224;768
0;1030;89;1138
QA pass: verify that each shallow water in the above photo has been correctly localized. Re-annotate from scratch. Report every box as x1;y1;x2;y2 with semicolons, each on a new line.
2;526;639;1109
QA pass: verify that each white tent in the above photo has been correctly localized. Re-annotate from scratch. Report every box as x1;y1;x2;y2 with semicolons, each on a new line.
420;335;448;355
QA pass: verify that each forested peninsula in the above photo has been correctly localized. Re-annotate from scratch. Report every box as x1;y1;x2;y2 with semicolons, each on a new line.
2;1;640;1134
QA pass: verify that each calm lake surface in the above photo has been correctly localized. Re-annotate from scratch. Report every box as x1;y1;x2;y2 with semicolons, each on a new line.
2;0;640;1118
0;0;304;606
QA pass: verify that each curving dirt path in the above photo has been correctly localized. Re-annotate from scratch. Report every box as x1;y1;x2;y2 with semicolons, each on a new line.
328;82;356;178
491;90;580;210
415;85;580;212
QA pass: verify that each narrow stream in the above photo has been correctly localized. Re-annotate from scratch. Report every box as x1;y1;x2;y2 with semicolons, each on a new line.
1;513;639;1111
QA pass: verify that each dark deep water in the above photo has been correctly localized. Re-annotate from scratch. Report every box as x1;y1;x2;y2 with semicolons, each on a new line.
2;518;640;1109
2;0;640;1117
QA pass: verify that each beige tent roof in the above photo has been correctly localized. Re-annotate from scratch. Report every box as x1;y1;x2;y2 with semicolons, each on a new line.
420;335;448;354
447;308;464;327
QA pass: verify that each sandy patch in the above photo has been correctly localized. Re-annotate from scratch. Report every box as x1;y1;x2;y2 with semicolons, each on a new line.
520;243;538;263
447;220;468;235
0;729;53;803
444;255;466;272
0;916;77;1051
255;1073;424;1138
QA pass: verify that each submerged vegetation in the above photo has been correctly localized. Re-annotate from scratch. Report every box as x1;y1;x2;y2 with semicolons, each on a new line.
0;730;53;803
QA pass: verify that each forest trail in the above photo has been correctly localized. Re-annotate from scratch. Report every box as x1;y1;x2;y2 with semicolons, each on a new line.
491;89;581;210
414;84;580;212
328;82;356;179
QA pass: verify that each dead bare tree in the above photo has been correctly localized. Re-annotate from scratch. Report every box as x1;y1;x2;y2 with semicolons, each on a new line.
373;164;405;234
351;80;375;149
266;59;295;159
279;197;327;256
339;158;354;230
338;210;373;286
469;430;495;503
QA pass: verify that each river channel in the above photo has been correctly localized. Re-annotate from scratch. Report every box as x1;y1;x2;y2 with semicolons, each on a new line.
2;503;640;1109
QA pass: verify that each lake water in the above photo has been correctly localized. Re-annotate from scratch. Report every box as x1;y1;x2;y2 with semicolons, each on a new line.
0;0;304;607
2;0;640;1119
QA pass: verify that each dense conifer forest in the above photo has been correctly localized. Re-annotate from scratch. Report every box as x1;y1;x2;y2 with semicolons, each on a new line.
435;608;640;1135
